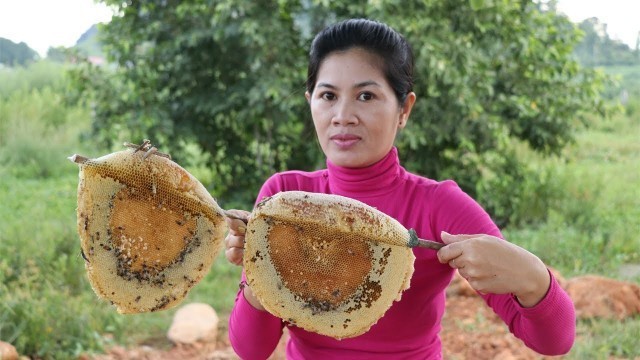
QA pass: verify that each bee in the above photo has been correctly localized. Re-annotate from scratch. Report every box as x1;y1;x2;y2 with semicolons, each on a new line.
80;247;90;263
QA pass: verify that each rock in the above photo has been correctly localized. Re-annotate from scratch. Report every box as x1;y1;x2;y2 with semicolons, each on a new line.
565;275;640;320
0;341;18;360
167;302;219;345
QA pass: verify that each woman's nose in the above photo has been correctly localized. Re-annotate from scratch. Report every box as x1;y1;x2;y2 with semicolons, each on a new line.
331;100;359;126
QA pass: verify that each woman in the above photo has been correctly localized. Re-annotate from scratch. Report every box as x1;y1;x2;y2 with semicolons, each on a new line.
224;18;575;359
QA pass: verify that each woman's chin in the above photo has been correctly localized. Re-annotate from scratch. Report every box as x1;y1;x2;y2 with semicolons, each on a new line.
327;151;371;168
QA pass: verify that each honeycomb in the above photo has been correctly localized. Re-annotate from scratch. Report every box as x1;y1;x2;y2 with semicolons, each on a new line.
70;144;227;313
244;191;416;339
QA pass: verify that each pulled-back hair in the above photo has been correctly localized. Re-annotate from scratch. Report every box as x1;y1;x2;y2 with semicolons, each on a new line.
306;18;414;105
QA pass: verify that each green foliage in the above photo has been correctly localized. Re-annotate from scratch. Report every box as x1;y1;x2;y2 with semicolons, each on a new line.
625;94;640;117
599;65;640;117
0;174;240;358
0;61;66;98
0;60;243;359
569;318;640;358
46;46;71;63
473;147;564;227
0;59;637;359
69;1;314;208
0;80;91;178
74;24;106;57
505;112;640;275
0;65;121;357
0;157;238;359
387;0;609;224
71;0;611;223
0;38;39;66
573;18;640;67
0;175;120;359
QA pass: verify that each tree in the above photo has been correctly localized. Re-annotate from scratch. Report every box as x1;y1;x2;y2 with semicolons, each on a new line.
573;17;640;66
71;0;609;224
0;38;39;66
46;46;69;63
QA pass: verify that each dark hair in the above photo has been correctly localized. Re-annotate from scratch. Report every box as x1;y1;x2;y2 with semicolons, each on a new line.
306;18;414;105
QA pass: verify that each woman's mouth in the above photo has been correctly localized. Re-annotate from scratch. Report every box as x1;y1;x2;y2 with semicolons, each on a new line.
330;134;361;149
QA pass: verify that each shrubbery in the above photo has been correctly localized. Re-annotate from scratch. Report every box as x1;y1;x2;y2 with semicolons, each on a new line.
1;40;638;360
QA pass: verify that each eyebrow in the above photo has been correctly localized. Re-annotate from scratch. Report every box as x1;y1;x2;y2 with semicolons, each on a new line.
316;80;381;90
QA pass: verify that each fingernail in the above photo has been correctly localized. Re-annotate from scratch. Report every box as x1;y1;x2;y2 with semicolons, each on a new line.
441;231;451;237
238;225;246;235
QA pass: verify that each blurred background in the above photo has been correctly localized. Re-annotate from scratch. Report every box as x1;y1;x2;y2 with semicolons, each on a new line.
0;0;638;359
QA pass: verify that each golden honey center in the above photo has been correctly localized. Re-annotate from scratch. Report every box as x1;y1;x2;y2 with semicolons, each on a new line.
110;189;197;272
267;221;373;305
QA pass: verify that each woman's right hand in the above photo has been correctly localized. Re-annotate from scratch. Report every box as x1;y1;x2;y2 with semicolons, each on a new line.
224;209;250;266
223;209;266;310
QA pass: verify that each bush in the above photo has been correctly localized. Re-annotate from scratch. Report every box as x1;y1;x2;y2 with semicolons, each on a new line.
475;156;563;228
505;111;640;275
0;84;92;178
0;61;66;98
0;175;123;358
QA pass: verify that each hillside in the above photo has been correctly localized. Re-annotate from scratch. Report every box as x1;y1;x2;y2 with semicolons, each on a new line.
74;23;104;58
0;37;39;66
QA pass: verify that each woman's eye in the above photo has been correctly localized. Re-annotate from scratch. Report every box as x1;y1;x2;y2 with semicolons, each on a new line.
320;92;336;101
358;92;374;101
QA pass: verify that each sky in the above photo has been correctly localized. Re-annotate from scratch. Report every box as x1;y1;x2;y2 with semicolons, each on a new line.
0;0;113;57
0;0;638;58
555;0;640;48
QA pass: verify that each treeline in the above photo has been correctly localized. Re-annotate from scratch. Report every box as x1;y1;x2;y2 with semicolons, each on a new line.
67;0;613;227
573;17;640;66
3;10;638;69
0;38;39;66
2;1;627;226
0;25;102;67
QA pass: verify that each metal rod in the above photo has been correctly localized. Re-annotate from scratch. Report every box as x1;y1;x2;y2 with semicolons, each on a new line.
223;211;445;250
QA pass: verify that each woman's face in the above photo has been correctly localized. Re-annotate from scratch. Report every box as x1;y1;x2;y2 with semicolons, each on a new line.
306;48;415;168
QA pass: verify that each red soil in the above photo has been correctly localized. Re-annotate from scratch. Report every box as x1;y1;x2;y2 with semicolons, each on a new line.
87;271;640;360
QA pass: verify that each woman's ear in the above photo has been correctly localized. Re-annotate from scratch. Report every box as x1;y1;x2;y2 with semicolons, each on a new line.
305;91;311;104
398;92;416;129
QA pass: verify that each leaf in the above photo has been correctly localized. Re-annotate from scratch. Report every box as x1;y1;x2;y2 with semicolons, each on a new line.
469;0;485;11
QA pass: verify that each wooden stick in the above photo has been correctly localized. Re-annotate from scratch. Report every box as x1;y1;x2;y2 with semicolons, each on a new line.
415;238;445;250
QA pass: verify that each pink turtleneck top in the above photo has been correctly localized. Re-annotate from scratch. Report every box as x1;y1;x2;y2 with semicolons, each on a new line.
228;147;575;359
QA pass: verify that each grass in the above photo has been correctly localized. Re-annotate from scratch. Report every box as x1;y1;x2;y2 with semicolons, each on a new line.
573;318;640;359
505;112;640;277
503;103;640;358
600;64;640;91
0;73;243;358
0;62;638;359
0;172;241;358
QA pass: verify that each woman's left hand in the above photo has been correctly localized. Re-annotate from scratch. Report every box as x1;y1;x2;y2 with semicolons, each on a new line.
437;231;551;307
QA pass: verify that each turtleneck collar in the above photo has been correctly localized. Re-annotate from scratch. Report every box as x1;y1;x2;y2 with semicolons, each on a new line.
326;147;404;198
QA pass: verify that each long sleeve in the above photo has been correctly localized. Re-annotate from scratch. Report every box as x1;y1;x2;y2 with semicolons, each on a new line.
228;273;285;359
227;176;287;359
227;148;577;358
483;271;576;355
432;180;576;355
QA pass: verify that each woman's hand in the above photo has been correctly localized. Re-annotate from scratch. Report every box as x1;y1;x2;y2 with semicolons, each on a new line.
223;209;266;310
224;209;250;266
437;231;551;307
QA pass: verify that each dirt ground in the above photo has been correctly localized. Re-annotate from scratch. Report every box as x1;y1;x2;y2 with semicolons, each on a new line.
87;271;640;360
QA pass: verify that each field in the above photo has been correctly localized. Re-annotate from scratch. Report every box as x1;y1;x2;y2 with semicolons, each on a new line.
0;62;639;359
